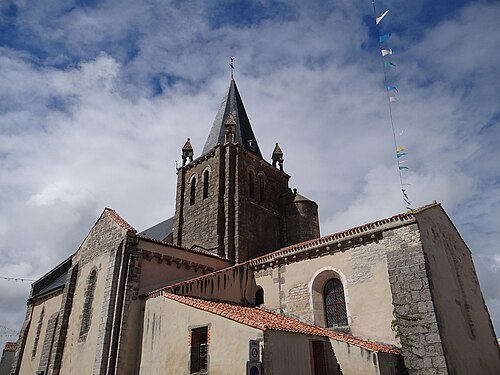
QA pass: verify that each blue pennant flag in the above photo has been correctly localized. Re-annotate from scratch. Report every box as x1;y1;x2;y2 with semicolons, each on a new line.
387;85;399;93
399;165;409;170
402;189;409;200
379;33;392;43
384;61;396;69
397;152;407;158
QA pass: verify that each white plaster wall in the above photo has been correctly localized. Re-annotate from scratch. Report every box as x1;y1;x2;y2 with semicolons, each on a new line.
330;339;380;375
255;241;397;345
139;297;262;375
18;293;63;375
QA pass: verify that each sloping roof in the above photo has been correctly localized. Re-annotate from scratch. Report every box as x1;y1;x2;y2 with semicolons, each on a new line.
4;342;17;352
104;208;136;233
202;79;263;158
32;271;68;298
138;217;174;241
163;293;400;355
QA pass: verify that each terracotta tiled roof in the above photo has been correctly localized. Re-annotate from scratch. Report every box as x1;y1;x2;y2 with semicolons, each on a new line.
104;208;136;233
163;293;400;355
4;342;17;351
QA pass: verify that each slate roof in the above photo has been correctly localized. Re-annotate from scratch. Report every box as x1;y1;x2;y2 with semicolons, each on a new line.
163;293;400;355
32;271;68;298
202;79;263;158
138;216;174;241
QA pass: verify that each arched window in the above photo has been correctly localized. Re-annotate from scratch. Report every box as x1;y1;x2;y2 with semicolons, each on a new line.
32;307;44;357
255;288;264;307
190;176;197;206
248;171;255;199
258;175;265;203
324;278;348;327
80;269;97;338
203;170;209;199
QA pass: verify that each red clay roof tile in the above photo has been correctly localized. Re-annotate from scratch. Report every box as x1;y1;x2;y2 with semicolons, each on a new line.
163;293;400;355
104;208;136;233
4;342;17;352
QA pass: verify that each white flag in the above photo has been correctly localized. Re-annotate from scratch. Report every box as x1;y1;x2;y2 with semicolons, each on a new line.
381;49;393;57
389;96;398;102
376;10;389;25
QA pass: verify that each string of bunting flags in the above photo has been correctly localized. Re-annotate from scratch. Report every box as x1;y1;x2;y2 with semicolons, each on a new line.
0;276;35;283
372;1;413;211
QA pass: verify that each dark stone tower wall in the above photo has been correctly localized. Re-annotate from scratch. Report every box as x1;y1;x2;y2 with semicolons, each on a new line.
173;143;291;263
173;147;224;256
173;78;319;264
236;147;290;262
285;198;320;246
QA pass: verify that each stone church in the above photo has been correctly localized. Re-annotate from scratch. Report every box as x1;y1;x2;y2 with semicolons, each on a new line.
10;79;500;375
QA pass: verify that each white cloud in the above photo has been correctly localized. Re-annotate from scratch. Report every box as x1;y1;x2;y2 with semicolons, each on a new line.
1;0;499;349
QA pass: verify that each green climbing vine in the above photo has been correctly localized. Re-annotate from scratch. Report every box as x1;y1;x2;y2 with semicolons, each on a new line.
391;303;430;359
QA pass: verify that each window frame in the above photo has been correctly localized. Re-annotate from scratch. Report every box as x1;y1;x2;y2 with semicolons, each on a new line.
323;278;348;327
190;326;209;374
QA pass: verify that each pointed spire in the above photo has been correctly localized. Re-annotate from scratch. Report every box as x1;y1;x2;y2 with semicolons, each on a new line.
202;79;263;158
272;142;284;171
181;138;194;166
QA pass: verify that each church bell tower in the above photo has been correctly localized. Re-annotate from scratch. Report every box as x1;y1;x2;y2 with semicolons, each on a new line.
173;78;319;264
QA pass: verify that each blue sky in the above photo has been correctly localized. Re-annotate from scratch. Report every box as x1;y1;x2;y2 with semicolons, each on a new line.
1;0;499;347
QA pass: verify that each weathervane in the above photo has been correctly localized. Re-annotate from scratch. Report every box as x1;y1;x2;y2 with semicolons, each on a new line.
230;56;235;79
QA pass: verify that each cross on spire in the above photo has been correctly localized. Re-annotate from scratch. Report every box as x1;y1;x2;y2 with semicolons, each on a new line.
230;56;235;79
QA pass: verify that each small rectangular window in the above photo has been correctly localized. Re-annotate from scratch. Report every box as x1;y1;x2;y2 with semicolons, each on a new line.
190;326;208;374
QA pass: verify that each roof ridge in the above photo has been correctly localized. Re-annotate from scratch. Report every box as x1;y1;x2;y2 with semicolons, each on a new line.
163;293;400;355
104;208;136;233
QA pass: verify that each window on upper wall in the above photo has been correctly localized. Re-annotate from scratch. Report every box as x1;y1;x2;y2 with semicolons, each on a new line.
324;278;348;327
190;177;197;206
258;175;265;203
80;269;97;338
203;170;209;200
32;307;45;357
190;326;208;374
248;171;255;199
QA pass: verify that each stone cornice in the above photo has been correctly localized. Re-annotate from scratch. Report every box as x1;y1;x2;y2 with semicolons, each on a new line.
137;249;216;274
249;209;424;268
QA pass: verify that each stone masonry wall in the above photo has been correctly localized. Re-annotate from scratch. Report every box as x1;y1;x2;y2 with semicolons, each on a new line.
173;147;223;255
385;224;448;374
236;146;290;262
37;312;59;374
